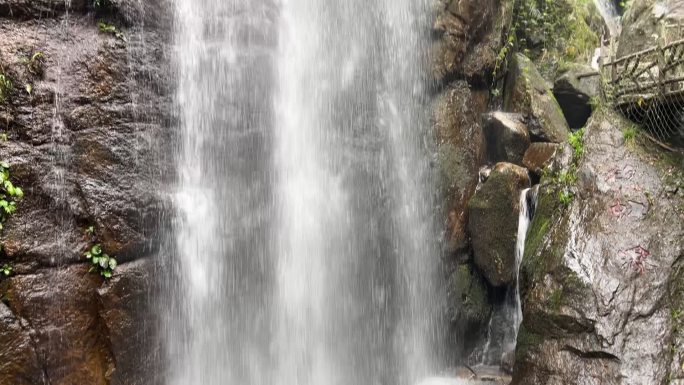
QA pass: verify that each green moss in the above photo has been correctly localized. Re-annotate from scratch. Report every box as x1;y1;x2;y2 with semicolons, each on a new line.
514;0;600;78
547;289;563;310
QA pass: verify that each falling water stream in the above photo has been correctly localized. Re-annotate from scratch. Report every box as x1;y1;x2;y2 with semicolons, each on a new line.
478;188;533;367
167;1;442;384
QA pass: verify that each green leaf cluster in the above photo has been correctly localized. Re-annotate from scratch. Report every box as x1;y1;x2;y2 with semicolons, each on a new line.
1;264;11;276
98;21;126;42
0;162;23;230
85;243;118;279
568;128;585;161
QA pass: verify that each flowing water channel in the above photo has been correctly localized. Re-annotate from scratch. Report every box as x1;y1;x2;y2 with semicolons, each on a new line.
166;1;442;384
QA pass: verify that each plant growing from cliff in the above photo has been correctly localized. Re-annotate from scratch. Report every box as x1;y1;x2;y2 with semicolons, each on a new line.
558;190;573;206
21;52;44;77
98;21;126;42
0;74;12;104
1;264;12;276
568;128;585;162
0;162;23;228
85;243;118;279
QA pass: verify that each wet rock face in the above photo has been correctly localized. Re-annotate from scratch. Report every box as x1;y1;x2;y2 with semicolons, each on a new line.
0;2;171;383
514;110;684;385
0;0;86;19
433;81;488;255
431;0;513;83
468;162;530;287
504;54;570;143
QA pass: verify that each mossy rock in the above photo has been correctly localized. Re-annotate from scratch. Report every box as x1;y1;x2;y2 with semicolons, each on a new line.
468;162;531;287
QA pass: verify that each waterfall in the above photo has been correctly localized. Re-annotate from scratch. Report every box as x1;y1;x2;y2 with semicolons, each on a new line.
512;188;533;341
593;0;621;37
166;1;442;384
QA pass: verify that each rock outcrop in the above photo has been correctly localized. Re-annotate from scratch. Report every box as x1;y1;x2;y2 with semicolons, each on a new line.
434;81;488;255
513;110;684;385
504;54;570;143
431;0;514;83
618;0;684;57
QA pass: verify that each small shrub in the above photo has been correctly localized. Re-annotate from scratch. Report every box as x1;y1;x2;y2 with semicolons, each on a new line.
1;264;11;277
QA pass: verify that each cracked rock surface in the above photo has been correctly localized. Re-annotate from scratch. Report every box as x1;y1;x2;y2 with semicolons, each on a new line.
513;109;684;385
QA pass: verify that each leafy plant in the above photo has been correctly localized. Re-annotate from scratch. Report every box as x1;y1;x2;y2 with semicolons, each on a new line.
1;264;12;276
85;243;118;279
98;21;126;41
568;128;585;161
0;74;12;104
0;162;23;228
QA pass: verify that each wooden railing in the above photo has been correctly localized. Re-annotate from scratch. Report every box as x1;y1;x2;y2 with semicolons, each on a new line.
601;38;684;106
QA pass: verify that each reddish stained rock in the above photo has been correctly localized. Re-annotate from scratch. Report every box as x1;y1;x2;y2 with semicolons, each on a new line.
522;143;559;175
0;301;45;385
5;264;112;385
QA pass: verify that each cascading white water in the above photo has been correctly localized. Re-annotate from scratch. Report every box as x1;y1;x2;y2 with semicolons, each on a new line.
167;0;442;384
511;188;532;341
593;0;621;38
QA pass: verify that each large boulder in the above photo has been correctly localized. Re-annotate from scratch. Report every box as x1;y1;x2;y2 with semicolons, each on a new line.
504;54;570;143
483;112;530;165
513;110;684;385
468;162;531;287
553;64;599;129
618;0;684;57
434;81;489;255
